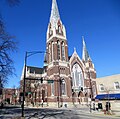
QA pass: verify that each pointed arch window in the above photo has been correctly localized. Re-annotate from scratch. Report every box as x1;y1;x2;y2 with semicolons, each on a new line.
48;43;51;62
52;41;54;61
71;63;84;88
57;41;60;60
61;42;65;61
61;79;66;95
72;72;75;86
51;82;54;96
49;25;52;35
58;25;61;33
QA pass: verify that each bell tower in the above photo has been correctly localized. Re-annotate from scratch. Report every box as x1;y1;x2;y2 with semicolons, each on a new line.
46;0;67;62
46;0;72;106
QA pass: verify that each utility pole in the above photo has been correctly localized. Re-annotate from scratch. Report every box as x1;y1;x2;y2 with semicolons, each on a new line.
88;69;93;113
57;66;61;108
21;51;48;117
21;52;27;117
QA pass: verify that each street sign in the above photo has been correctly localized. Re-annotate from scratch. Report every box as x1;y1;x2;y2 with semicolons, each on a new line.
74;89;80;92
28;92;31;94
48;80;54;84
13;94;17;98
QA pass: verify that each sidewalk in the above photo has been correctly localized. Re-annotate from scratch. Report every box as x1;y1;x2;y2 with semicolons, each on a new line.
78;108;120;118
25;104;120;118
64;105;120;118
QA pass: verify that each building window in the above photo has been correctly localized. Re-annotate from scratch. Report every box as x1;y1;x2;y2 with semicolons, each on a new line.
49;24;52;35
114;82;120;89
51;82;54;96
52;42;54;61
27;67;30;73
48;44;51;62
72;72;75;86
75;69;79;86
30;68;34;74
99;84;104;91
57;41;60;60
61;79;66;95
61;42;65;61
71;63;84;88
58;25;61;33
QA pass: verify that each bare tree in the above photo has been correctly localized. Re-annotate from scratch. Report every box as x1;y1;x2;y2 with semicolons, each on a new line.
0;0;20;87
0;18;17;84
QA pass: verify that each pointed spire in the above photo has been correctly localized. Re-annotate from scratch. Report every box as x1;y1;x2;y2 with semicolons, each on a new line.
74;47;77;55
82;36;90;62
50;0;60;28
73;47;78;57
74;47;76;53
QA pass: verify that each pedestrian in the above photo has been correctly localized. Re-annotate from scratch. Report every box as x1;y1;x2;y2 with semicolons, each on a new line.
41;100;43;107
106;103;108;112
93;103;95;111
31;101;34;107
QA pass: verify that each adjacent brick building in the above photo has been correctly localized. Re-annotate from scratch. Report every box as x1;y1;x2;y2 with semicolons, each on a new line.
2;88;19;105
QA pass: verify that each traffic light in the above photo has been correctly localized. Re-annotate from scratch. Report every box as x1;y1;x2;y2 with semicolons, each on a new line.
41;78;43;83
81;87;83;91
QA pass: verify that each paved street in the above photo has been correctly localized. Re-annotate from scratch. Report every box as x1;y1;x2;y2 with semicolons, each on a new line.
0;106;120;119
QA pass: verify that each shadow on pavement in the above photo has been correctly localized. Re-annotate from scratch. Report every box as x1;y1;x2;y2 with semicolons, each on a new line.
0;108;80;119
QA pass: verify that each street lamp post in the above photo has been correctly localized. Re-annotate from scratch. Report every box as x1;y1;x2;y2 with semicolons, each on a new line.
38;81;41;106
57;66;61;108
57;80;59;108
21;52;27;117
88;69;93;113
34;85;37;106
45;85;48;106
21;51;47;117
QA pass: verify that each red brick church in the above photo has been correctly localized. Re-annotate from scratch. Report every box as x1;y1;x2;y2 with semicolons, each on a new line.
20;0;97;107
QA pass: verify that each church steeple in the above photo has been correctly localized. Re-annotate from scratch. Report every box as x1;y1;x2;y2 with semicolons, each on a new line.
45;0;72;102
82;36;90;62
47;0;66;41
50;0;60;28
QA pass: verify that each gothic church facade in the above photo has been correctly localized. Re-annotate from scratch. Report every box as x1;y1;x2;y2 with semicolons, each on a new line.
20;0;97;107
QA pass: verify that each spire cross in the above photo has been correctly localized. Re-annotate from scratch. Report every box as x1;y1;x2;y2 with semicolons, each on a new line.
74;47;76;52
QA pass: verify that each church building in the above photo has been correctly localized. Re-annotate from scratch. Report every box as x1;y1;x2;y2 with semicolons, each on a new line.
20;0;97;107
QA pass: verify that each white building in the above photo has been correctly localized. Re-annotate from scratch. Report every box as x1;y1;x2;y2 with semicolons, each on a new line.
96;74;120;110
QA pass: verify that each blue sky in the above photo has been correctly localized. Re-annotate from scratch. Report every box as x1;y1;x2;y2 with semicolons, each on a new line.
1;0;120;88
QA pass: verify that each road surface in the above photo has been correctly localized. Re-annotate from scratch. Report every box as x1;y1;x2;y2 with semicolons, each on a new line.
0;106;119;119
